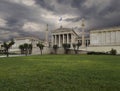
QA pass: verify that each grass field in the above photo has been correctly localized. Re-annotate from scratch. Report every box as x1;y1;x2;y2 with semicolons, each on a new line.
0;55;120;91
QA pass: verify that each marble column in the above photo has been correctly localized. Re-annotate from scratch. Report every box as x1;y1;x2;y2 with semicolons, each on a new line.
59;35;61;47
104;32;107;45
67;34;69;44
81;28;85;47
45;24;48;43
110;31;112;45
52;35;54;46
116;30;119;44
63;34;65;44
71;34;74;48
86;40;88;47
55;35;57;45
115;31;117;44
81;19;85;47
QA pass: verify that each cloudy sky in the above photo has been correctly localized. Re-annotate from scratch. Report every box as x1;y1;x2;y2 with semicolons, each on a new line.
0;0;120;40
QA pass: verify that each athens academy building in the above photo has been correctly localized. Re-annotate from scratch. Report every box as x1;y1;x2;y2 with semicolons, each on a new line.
87;26;120;54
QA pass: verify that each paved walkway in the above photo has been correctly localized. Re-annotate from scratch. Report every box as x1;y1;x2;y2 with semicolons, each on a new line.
0;55;25;58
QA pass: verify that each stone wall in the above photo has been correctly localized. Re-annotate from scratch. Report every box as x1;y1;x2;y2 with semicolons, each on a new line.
90;28;120;46
50;47;64;54
32;47;51;55
87;45;120;54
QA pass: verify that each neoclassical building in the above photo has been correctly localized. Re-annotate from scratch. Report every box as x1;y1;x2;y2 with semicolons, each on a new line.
9;36;51;54
51;26;90;48
90;27;120;46
10;37;42;53
87;26;120;54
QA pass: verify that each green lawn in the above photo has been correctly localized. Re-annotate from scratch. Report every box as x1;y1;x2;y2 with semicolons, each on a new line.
0;55;120;91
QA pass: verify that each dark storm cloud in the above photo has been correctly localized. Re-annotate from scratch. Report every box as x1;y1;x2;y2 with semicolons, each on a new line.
71;0;86;8
0;0;48;40
0;0;120;41
63;0;120;30
35;0;55;11
65;17;81;22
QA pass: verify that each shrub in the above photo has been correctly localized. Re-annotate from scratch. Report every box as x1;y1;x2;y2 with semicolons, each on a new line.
110;49;117;55
87;51;106;55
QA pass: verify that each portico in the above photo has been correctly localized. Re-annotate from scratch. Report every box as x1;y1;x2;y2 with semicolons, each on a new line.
53;33;74;47
51;27;78;48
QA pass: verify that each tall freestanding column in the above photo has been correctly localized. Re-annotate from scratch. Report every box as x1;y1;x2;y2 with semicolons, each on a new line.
81;18;85;47
52;35;54;47
45;24;49;46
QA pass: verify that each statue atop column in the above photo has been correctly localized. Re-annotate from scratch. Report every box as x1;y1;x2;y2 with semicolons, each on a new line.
45;24;49;47
81;18;85;47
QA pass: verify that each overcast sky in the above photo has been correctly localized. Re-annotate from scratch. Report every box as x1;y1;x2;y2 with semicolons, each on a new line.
0;0;120;41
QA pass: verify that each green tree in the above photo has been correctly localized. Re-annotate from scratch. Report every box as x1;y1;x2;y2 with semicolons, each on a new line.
72;42;81;54
76;42;81;54
72;43;77;54
53;45;58;54
19;43;33;55
62;43;70;54
19;45;24;54
110;48;117;55
23;43;29;56
3;39;15;57
37;43;44;55
28;44;33;54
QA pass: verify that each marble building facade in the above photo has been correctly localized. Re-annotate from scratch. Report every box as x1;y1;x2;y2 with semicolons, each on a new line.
51;27;90;49
87;27;120;54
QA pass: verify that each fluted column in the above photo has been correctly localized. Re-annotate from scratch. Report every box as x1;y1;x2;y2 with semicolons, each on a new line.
81;18;85;47
67;34;69;44
86;40;88;47
63;34;64;44
55;35;57;45
71;34;73;48
59;35;61;47
52;35;54;46
115;31;117;44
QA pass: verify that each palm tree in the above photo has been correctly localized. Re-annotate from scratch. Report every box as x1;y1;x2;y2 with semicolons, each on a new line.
37;43;44;55
19;43;33;55
72;43;77;54
19;45;24;54
72;42;81;54
23;43;29;56
62;43;70;54
28;44;33;54
53;45;58;54
3;39;15;57
76;42;81;54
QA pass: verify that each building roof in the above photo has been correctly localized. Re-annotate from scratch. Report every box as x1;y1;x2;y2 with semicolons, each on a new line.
90;26;120;33
52;27;79;37
14;36;41;41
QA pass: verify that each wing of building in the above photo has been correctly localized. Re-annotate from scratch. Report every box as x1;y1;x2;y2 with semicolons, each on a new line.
87;26;120;54
10;37;43;53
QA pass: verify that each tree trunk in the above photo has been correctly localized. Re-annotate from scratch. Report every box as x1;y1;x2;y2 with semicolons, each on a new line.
74;48;76;54
55;49;57;54
25;49;28;56
40;50;42;55
6;49;9;57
